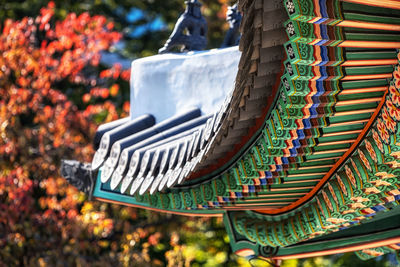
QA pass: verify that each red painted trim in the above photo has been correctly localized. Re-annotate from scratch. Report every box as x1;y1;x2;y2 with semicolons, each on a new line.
341;0;400;10
271;236;400;260
338;20;400;31
341;59;398;66
339;40;400;49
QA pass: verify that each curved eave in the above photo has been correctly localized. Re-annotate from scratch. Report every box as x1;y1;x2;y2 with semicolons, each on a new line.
226;206;400;259
91;0;400;217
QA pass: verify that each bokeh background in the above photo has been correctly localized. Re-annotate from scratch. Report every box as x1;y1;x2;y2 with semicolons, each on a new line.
0;1;398;266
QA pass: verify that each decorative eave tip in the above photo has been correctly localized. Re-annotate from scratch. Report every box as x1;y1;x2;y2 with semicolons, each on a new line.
60;160;95;199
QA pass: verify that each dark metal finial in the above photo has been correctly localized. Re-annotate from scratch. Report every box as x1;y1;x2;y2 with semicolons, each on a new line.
158;0;207;54
221;3;242;48
60;160;95;199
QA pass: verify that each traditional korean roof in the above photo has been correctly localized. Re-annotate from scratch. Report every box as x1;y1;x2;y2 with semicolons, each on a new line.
64;0;400;261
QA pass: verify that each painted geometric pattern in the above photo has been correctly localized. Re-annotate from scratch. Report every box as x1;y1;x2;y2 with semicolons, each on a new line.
355;243;400;261
90;0;400;258
225;0;400;254
89;0;400;259
98;0;400;216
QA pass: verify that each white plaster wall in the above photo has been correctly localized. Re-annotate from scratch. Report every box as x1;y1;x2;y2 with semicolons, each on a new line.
130;46;241;123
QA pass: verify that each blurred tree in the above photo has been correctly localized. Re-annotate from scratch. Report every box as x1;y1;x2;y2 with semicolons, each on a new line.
0;0;237;58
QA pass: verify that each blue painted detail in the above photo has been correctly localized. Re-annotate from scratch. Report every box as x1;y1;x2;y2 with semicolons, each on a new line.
318;46;329;66
297;129;305;139
293;139;301;148
320;24;328;40
319;0;328;18
310;108;319;118
314;82;324;98
372;205;385;212
315;17;328;24
249;185;256;193
264;171;272;178
319;66;328;82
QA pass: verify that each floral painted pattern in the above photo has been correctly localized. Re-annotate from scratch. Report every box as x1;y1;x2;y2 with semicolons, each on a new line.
345;165;356;187
372;130;384;153
377;118;390;144
286;0;295;14
358;149;372;172
389;83;400;106
316;196;324;214
322;190;333;211
365;140;377;163
382;107;396;133
351;159;362;181
394;66;400;89
386;100;400;122
337;174;348;196
327;183;338;204
287;22;295;37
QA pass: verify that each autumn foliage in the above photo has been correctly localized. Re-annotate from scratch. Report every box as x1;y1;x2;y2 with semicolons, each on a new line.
0;2;133;265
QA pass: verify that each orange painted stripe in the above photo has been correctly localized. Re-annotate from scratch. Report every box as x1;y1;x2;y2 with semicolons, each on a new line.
339;86;388;95
306;156;341;162
270;186;314;192
313;0;322;18
318;139;356;146
272;236;400;260
255;90;387;215
339;40;400;49
238;197;300;202
341;59;398;66
285;179;321;184
341;0;400;10
328;119;369;127
223;206;284;210
313;148;349;155
322;129;362;138
335;97;381;106
334;108;375;117
341;73;392;80
297;165;334;170
338;20;400;31
236;249;255;257
256;192;308;197
229;202;291;206
287;173;326;178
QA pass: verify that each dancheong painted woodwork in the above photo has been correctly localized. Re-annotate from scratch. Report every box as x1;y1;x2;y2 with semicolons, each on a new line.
62;0;400;261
